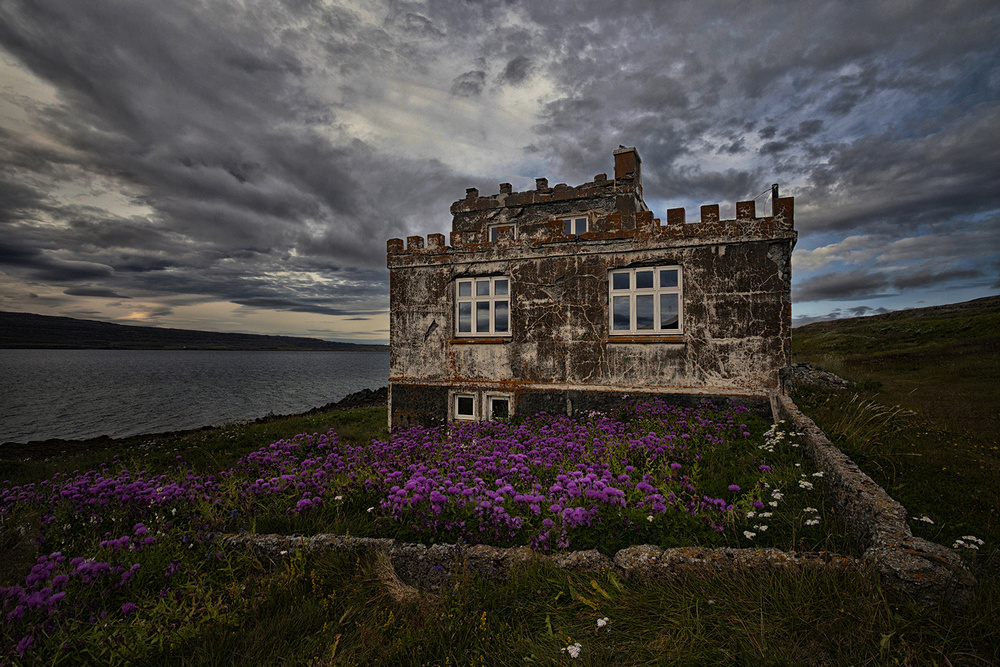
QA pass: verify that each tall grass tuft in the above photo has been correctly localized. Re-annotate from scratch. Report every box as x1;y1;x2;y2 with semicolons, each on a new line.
801;390;913;456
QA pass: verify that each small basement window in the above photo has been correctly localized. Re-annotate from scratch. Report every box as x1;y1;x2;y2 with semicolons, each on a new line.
487;395;510;420
454;394;477;420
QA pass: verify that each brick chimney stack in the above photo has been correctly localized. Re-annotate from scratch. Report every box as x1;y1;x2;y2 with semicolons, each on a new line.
613;145;641;185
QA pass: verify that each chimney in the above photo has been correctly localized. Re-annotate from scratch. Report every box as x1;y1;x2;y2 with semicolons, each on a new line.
613;146;641;184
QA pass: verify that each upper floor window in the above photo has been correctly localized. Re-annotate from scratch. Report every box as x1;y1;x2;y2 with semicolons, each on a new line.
456;277;510;336
488;224;515;242
608;266;682;335
563;216;588;235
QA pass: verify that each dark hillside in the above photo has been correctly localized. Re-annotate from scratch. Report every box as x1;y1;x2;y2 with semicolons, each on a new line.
792;294;1000;437
0;311;386;351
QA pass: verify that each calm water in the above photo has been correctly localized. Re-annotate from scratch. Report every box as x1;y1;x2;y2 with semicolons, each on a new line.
0;349;389;444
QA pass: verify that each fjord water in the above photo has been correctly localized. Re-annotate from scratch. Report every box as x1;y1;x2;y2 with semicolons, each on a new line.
0;349;390;444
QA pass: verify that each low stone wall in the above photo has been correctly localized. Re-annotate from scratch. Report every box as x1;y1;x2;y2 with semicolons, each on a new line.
222;532;859;591
775;394;976;606
221;396;976;607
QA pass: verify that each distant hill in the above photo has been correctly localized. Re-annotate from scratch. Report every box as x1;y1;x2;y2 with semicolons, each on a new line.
791;294;999;437
0;311;386;351
792;294;1000;358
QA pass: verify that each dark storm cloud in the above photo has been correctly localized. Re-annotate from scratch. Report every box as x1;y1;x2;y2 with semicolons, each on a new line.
63;286;130;299
794;271;893;302
0;0;485;328
499;56;533;86
450;70;487;97
0;0;997;335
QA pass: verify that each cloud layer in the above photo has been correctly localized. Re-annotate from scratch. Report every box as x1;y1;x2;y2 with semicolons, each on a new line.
0;0;997;339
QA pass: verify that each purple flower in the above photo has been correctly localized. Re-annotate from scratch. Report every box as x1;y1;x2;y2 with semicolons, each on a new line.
16;635;34;656
121;602;138;615
759;465;771;472
728;485;740;492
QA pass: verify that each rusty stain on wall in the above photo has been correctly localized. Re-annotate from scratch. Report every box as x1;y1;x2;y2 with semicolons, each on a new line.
387;147;796;428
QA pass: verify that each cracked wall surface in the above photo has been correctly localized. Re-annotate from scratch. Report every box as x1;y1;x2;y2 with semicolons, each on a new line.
387;147;796;427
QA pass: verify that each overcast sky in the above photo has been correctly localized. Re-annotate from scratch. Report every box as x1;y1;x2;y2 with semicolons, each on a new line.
1;0;997;343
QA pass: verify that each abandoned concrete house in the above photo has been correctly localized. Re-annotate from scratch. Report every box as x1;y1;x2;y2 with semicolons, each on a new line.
386;146;796;428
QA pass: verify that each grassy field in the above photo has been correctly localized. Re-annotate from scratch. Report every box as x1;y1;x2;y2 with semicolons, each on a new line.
1;296;998;665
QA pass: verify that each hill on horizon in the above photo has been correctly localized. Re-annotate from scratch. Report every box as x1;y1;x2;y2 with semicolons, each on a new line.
0;311;386;351
791;293;999;438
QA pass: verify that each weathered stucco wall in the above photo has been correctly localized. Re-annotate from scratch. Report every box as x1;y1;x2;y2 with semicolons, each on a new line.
387;148;795;427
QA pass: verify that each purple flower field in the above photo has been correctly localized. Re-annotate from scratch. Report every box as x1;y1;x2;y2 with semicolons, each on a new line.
0;399;844;661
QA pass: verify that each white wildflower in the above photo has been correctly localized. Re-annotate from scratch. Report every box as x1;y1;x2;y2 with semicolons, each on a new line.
812;472;824;477
798;480;814;490
744;530;757;539
647;515;654;522
805;519;820;526
769;501;779;508
367;506;374;513
916;515;933;524
596;617;609;629
759;512;772;518
746;510;756;518
954;535;985;549
561;642;582;658
804;507;818;513
334;495;343;501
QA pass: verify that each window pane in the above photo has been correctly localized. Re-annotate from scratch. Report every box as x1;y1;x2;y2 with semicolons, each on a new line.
575;218;587;234
458;281;472;297
490;398;509;420
457;396;474;416
660;269;678;288
489;227;497;241
494;300;509;332
494;279;508;295
476;301;491;332
612;272;630;290
563;219;572;234
636;295;654;330
613;295;631;330
476;280;490;296
636;270;654;289
458;303;472;332
660;293;679;330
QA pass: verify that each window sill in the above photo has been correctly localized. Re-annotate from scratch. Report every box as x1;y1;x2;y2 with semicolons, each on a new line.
451;337;510;344
607;334;685;344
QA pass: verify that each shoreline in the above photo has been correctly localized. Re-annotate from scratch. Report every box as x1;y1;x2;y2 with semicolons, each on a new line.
0;386;388;460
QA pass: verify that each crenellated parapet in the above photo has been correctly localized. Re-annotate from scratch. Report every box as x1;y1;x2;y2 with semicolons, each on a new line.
387;195;794;263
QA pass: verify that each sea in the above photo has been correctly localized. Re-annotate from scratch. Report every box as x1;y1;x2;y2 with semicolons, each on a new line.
0;349;390;444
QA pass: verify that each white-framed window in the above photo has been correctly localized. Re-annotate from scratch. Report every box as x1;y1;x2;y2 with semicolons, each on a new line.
456;276;510;336
608;266;683;335
562;216;588;235
450;391;513;421
454;393;477;420
488;224;515;241
487;394;511;420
